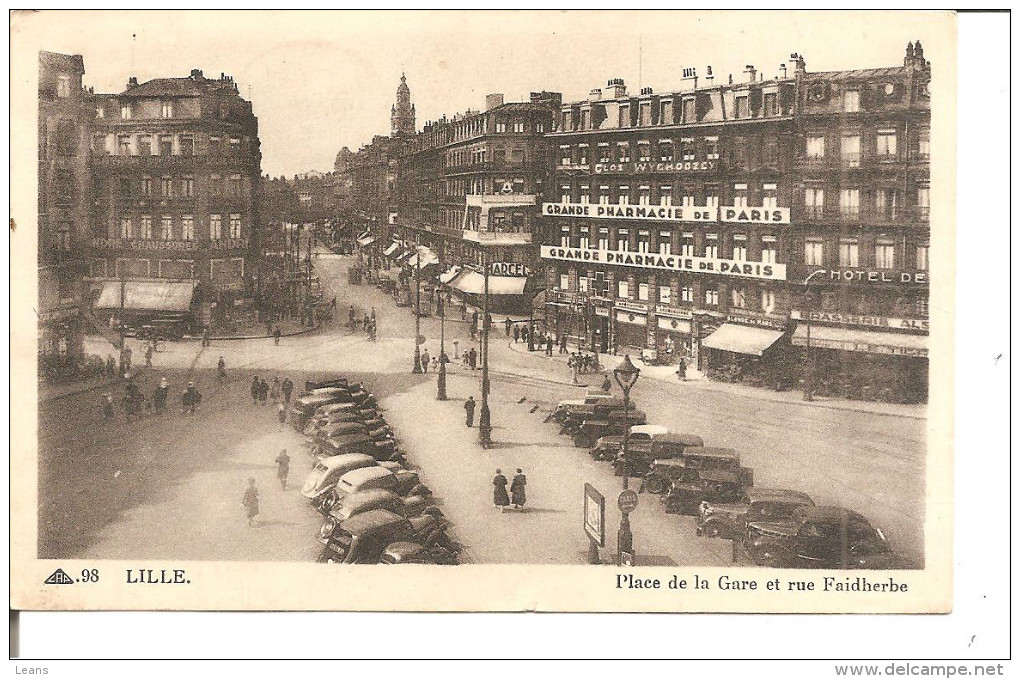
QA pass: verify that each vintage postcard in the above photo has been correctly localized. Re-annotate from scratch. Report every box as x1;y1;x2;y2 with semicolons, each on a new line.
11;9;957;613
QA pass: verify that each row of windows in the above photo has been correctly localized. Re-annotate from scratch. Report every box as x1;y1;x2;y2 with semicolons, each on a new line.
114;213;243;241
803;128;929;162
446;146;531;168
561;90;786;132
95;132;246;158
559;137;724;165
557;183;779;207
804;238;928;271
558;229;779;262
113;173;245;198
91;257;245;281
558;273;780;312
803;186;929;219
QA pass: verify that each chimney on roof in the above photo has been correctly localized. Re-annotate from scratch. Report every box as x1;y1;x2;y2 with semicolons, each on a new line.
606;78;627;98
779;63;787;79
127;76;138;89
588;88;602;101
485;93;504;110
680;67;697;91
190;69;204;80
744;65;757;83
640;86;653;96
705;66;714;86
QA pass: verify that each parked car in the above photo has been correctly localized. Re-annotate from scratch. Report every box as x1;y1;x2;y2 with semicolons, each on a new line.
546;393;624;424
300;453;377;503
744;506;900;569
319;487;437;524
558;398;629;434
611;431;703;477
662;465;753;516
332;466;421;502
695;488;815;539
314;434;400;461
317;509;421;564
570;409;647;449
590;424;668;461
378;541;432;564
290;388;358;429
305;378;350;392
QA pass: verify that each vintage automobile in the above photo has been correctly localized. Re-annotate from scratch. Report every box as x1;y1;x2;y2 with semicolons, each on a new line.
570;409;647;449
305;378;350;392
744;506;901;569
628;434;709;485
695;488;815;540
609;431;703;476
290;388;360;429
332;465;421;502
312;421;392;443
546;393;623;424
663;468;750;516
314;433;400;461
558;399;629;434
300;453;377;503
377;541;432;564
589;424;669;462
318;487;440;521
317;510;453;564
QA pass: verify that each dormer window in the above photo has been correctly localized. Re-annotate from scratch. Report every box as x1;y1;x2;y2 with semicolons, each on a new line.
120;103;132;120
843;89;860;113
161;100;174;118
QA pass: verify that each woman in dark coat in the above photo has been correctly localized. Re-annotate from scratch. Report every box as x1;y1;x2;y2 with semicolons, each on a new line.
492;469;510;510
242;478;259;527
510;469;527;510
251;376;261;405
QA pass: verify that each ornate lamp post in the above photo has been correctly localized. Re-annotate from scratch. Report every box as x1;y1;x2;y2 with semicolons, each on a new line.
802;269;826;401
412;253;423;374
613;354;640;563
478;256;493;448
437;242;448;400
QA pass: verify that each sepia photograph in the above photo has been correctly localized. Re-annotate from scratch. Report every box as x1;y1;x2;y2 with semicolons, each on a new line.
11;9;960;616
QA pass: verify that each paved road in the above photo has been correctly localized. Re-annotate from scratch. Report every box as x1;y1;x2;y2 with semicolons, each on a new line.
39;251;925;567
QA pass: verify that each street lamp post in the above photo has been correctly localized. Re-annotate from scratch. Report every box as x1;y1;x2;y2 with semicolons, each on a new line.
437;242;448;400
613;354;641;563
478;256;492;448
802;269;826;402
412;253;423;374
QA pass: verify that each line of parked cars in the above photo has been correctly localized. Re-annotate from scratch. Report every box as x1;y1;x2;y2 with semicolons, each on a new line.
291;378;461;565
547;390;901;569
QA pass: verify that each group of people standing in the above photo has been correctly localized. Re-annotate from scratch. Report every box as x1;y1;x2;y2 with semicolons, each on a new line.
251;375;295;428
103;374;203;420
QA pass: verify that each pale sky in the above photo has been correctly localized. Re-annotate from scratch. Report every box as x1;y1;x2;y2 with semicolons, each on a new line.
14;10;954;178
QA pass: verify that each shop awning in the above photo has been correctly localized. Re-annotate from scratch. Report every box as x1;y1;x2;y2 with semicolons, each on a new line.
450;270;528;296
94;281;197;312
792;324;928;358
438;266;462;285
357;235;376;246
405;246;439;269
383;242;402;257
701;323;784;356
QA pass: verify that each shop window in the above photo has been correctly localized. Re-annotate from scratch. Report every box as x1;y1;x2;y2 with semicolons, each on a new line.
804;239;824;266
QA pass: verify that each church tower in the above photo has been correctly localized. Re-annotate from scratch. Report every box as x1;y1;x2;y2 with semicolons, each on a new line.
390;73;415;137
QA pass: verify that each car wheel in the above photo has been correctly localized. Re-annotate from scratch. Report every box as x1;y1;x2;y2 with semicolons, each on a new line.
316;548;334;564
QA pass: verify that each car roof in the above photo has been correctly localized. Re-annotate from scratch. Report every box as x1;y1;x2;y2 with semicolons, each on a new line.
684;446;740;459
340;466;393;485
655;433;704;446
338;509;407;535
343;488;400;509
746;488;815;504
798;506;870;523
699;469;740;483
630;424;668;436
320;453;375;471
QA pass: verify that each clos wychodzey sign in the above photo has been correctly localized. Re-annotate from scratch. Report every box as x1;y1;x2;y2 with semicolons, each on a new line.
593;160;716;174
92;238;196;251
791;310;929;331
543;202;717;223
540;245;787;281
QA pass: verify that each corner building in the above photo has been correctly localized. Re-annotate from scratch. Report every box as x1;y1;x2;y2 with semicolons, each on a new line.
542;71;799;381
542;44;931;402
88;69;262;330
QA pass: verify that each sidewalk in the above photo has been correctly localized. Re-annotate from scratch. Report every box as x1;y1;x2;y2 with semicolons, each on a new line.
505;339;927;420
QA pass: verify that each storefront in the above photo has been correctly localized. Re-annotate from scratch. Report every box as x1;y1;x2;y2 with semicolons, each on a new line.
654;305;694;364
614;307;647;352
790;318;928;403
448;268;532;315
700;321;789;387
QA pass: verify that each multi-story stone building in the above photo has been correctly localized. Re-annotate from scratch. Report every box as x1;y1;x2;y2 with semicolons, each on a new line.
88;69;262;330
393;90;560;313
38;51;92;375
541;43;930;402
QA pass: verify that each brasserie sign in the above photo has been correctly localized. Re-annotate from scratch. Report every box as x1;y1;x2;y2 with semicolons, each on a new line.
540;245;787;281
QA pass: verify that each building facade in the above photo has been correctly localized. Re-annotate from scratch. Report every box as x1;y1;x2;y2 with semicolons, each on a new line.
38;51;92;374
540;44;930;402
88;69;262;329
392;90;560;312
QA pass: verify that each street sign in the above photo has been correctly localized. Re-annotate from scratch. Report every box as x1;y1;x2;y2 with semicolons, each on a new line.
618;489;639;513
584;483;605;548
489;261;530;278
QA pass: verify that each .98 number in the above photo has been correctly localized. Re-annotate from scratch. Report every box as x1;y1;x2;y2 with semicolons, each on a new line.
81;568;99;583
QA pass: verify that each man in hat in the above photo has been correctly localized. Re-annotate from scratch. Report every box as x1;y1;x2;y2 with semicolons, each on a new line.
274;449;291;490
182;381;202;414
153;376;170;412
464;395;476;427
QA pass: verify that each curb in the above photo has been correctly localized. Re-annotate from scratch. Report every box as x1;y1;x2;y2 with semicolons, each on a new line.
204;323;323;342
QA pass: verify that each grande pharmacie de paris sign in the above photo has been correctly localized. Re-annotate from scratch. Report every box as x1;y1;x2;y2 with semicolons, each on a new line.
540;245;787;281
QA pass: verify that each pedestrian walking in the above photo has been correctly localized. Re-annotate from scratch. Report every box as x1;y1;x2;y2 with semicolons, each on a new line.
145;343;154;368
277;402;287;429
492;469;510;510
546;334;554;356
468;347;477;370
676;357;687;382
512;325;520;343
217;356;227;381
274;449;291;489
464;396;476;427
259;378;269;405
203;327;211;347
431;356;439;372
510;468;527;510
273;326;281;346
505;318;512;337
242;478;260;528
251;376;261;405
371;307;376;323
106;355;117;377
601;371;612;392
270;377;281;403
348;305;356;328
282;377;294;404
182;381;202;414
154;377;170;412
453;340;460;360
421;348;430;373
559;334;568;354
103;393;115;420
